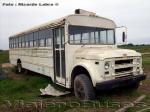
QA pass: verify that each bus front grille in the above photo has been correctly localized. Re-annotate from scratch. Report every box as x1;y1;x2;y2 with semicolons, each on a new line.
114;58;134;76
115;59;133;65
115;67;133;74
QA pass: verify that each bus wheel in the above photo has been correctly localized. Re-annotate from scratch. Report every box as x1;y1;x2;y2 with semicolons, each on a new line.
16;63;22;73
74;74;95;101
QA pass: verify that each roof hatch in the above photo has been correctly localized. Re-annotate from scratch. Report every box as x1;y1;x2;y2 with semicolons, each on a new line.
75;9;96;16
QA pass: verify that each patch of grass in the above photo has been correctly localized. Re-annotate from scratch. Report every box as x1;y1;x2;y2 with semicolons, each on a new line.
0;73;50;104
0;79;29;94
142;54;150;66
44;104;71;112
0;50;9;64
119;45;150;53
127;108;137;112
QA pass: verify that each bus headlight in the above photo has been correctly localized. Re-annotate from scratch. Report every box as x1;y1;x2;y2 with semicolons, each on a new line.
104;62;110;70
136;67;140;74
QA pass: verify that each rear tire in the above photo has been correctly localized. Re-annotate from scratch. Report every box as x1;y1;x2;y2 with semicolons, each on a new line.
74;74;95;101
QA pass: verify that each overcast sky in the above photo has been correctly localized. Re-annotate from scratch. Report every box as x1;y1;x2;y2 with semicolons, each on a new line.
0;0;150;49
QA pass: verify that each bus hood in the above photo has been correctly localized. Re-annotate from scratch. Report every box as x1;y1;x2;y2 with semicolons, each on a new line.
75;47;141;60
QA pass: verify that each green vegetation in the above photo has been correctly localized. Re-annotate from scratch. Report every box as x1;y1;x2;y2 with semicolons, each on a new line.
0;50;9;64
119;44;150;53
0;74;50;103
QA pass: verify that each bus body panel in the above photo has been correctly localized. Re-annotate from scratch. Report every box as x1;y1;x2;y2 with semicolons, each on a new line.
9;47;55;81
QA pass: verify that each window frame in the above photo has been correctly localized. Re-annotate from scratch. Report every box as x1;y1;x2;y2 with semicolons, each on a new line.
10;27;54;48
68;25;115;45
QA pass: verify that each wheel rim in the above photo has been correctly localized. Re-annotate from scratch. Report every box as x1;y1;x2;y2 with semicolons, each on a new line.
17;64;21;73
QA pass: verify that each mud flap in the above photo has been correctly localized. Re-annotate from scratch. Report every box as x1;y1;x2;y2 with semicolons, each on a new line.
40;84;70;96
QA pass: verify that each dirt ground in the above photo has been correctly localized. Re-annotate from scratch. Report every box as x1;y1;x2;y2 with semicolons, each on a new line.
1;63;13;68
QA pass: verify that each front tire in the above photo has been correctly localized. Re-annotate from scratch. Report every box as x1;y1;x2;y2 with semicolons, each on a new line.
74;74;95;100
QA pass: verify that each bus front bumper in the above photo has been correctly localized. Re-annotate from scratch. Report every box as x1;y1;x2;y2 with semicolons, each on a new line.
96;74;146;90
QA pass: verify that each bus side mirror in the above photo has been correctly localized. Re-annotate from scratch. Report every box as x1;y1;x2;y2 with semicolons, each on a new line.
116;26;127;45
122;32;126;42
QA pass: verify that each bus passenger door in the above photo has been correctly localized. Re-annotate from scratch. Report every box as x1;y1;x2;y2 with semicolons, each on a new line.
53;27;66;85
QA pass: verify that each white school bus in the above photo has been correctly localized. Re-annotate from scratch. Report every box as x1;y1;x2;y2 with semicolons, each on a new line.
9;9;146;100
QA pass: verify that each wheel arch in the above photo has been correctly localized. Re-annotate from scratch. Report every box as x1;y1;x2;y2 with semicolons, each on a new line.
71;65;94;88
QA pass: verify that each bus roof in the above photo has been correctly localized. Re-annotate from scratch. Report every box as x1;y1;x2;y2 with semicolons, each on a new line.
10;11;116;38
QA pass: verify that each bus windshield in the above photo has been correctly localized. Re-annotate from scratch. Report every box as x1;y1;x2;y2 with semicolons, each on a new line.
69;25;115;45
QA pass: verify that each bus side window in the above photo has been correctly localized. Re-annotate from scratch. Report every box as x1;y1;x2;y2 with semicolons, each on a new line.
39;39;45;47
29;33;34;47
12;37;14;48
11;38;12;48
95;31;99;44
15;37;17;48
25;35;28;47
17;37;19;48
27;35;29;47
14;38;16;48
46;28;53;47
22;36;24;48
39;30;45;47
15;37;18;48
33;40;36;47
90;32;95;44
46;38;52;46
12;38;13;48
24;36;26;47
28;34;31;47
18;36;21;48
33;31;38;47
30;41;33;47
